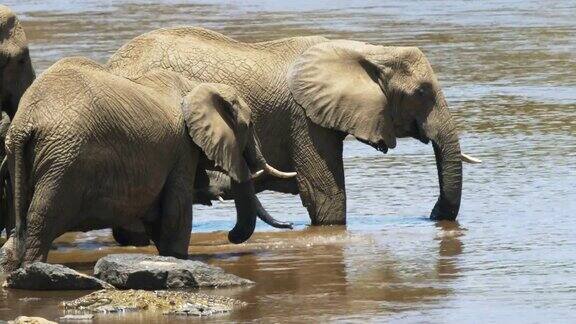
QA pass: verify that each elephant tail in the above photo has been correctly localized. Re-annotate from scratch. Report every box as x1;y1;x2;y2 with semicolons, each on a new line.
9;126;33;265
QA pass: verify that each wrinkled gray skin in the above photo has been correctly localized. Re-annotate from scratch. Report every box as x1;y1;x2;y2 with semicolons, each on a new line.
0;57;273;272
0;5;35;235
108;27;464;227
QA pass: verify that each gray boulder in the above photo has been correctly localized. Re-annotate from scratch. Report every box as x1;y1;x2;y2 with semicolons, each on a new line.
4;262;114;290
94;254;253;289
7;316;57;324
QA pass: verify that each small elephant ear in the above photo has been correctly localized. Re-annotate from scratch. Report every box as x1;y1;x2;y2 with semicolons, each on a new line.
181;83;252;182
288;40;396;149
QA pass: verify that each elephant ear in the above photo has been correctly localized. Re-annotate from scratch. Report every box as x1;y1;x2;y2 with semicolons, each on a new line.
181;83;252;182
288;40;396;149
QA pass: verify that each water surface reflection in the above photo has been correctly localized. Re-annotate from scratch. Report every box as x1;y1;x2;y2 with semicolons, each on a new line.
0;0;574;322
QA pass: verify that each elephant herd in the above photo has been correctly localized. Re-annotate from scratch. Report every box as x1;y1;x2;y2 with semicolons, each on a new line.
0;5;479;272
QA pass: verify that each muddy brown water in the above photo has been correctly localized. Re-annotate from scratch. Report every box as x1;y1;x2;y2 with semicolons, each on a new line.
0;0;575;322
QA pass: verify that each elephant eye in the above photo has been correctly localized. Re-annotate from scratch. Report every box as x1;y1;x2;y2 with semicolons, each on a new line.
415;82;434;98
416;87;426;97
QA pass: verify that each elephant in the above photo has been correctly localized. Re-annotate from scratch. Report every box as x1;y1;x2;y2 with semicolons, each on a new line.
0;57;295;272
106;27;481;228
0;5;35;119
0;5;35;235
0;8;291;246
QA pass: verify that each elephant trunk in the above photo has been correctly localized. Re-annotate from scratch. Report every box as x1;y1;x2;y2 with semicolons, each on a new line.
424;104;463;221
228;180;258;244
244;126;268;171
228;126;296;243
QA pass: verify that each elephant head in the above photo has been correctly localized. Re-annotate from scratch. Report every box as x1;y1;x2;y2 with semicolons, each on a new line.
181;83;295;243
288;40;479;221
0;5;35;118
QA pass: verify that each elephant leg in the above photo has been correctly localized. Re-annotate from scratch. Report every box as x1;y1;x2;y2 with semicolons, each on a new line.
152;169;192;259
21;185;73;266
291;119;346;225
112;222;150;247
22;210;56;265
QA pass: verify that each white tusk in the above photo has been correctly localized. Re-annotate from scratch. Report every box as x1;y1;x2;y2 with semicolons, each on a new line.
251;169;265;179
460;153;482;164
264;163;297;178
217;196;225;203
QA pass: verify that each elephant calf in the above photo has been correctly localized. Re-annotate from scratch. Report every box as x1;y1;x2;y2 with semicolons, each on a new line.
0;57;293;272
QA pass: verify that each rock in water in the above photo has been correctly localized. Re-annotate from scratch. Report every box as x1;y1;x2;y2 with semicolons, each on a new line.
61;289;245;316
59;314;94;322
4;263;114;290
94;254;253;289
8;316;57;324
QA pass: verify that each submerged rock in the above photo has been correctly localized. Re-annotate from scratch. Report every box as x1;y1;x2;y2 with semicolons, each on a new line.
94;254;253;289
61;289;244;316
4;263;114;290
7;316;57;324
58;314;94;322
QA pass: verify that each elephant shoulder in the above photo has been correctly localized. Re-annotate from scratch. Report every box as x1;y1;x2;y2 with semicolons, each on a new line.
50;57;107;73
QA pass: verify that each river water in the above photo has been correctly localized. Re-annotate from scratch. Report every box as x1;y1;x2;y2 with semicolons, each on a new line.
1;0;575;322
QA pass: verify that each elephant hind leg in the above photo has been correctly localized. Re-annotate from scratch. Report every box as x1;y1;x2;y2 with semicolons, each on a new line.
21;184;80;265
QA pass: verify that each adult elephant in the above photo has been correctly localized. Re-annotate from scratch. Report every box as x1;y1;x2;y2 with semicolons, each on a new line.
0;5;35;234
108;27;480;225
0;7;290;244
0;57;293;272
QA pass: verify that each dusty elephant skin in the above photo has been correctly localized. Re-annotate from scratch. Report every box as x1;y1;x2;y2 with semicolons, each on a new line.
0;56;289;272
94;253;253;289
107;27;479;229
61;289;244;316
3;262;114;290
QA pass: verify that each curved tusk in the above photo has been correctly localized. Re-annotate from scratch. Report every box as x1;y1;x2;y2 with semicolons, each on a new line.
264;164;297;178
461;153;482;164
217;196;225;203
251;169;265;180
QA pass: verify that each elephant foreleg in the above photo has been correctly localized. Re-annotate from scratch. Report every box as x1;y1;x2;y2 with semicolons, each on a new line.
152;165;193;259
292;119;346;225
